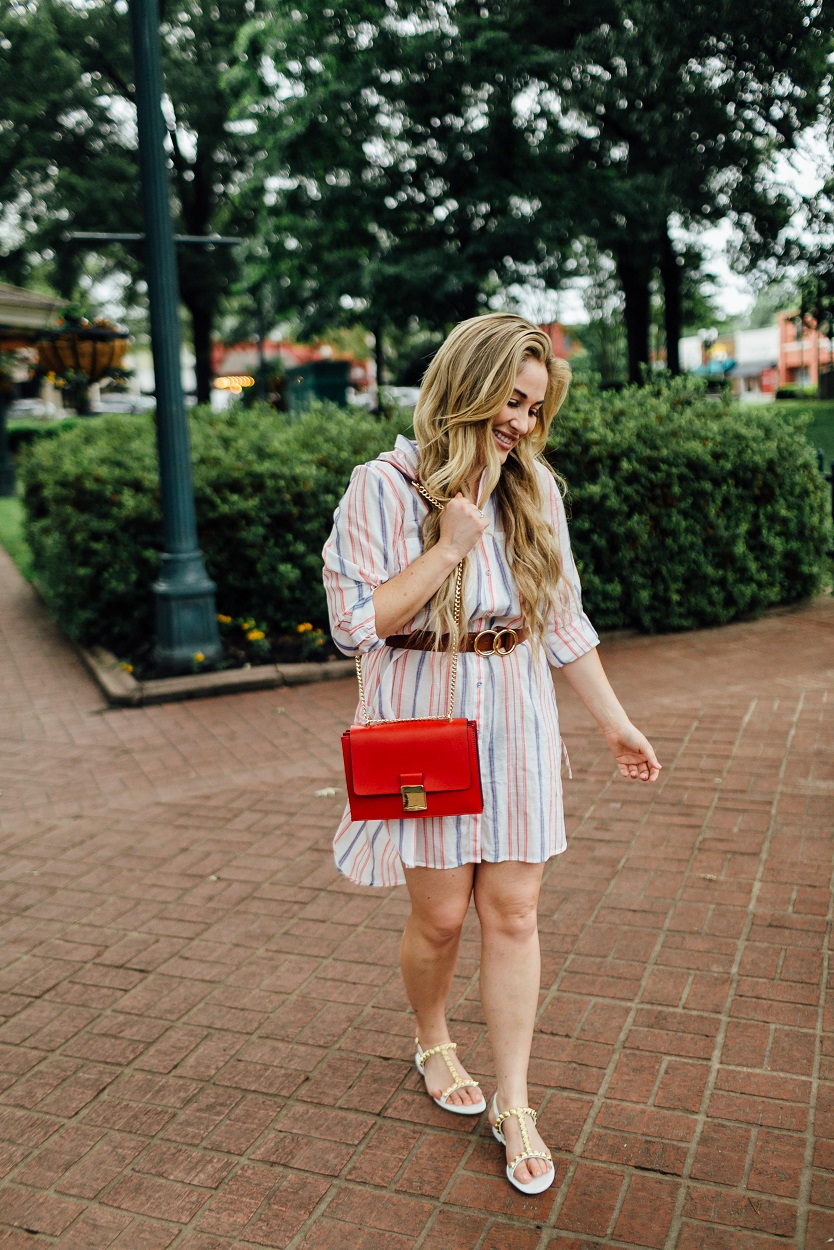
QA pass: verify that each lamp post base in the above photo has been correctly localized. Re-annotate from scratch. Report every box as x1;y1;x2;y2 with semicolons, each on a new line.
152;551;222;674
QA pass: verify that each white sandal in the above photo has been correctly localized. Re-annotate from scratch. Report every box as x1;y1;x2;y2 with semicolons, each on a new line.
491;1094;555;1194
415;1038;486;1116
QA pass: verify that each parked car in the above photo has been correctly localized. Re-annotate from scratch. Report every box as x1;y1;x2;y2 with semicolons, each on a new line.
92;394;156;414
6;398;58;420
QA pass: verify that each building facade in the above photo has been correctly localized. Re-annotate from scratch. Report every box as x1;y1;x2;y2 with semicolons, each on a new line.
679;315;834;399
776;311;834;391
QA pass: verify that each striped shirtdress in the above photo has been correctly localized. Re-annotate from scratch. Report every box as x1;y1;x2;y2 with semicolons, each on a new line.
322;435;600;888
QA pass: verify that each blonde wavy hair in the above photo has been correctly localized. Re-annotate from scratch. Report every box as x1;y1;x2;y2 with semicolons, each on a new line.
413;312;571;648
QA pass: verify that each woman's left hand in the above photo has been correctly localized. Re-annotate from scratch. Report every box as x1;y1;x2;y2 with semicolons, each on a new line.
604;722;662;783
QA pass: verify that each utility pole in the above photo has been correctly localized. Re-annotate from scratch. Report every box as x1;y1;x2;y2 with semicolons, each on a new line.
127;0;221;672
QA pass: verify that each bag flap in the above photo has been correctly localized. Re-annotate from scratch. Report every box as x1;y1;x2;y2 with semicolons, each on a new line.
346;719;474;796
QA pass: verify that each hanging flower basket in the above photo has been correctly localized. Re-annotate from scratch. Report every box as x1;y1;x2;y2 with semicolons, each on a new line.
35;309;131;415
36;325;129;383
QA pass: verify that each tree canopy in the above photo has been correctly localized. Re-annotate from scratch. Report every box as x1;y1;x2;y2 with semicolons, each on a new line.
1;0;266;402
2;0;832;387
235;0;832;380
502;0;829;377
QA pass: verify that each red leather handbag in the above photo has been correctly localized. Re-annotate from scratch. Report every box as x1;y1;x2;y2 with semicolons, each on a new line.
341;481;483;822
342;715;482;821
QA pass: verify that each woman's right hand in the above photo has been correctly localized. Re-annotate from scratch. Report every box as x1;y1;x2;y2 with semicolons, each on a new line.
372;492;489;638
437;493;490;562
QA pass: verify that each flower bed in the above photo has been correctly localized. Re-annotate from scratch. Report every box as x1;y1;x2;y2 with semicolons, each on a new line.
124;613;338;680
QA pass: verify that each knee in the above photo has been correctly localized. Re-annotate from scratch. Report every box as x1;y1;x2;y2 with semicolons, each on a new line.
410;906;466;949
476;896;539;943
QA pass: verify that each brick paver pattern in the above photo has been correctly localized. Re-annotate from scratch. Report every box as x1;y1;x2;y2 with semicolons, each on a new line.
0;544;833;1249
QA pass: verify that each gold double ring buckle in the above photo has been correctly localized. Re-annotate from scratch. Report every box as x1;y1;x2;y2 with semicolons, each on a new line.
473;627;518;657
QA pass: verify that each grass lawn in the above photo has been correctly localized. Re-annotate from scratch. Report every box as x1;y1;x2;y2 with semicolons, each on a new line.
0;495;33;581
770;400;834;467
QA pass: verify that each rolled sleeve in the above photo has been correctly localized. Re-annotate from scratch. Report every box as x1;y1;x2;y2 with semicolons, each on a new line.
540;468;600;668
322;464;397;656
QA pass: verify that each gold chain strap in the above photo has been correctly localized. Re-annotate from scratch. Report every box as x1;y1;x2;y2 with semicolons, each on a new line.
355;648;373;727
355;480;463;727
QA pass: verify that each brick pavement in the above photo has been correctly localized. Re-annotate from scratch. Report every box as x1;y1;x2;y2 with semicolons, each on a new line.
0;542;833;1248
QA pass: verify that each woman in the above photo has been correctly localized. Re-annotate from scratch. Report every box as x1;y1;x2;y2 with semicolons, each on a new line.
323;313;660;1195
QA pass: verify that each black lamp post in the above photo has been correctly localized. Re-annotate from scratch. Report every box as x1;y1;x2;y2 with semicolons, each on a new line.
127;0;221;672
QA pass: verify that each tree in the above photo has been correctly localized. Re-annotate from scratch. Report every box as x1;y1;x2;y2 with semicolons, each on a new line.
0;0;98;281
537;0;831;380
798;264;834;393
236;0;831;386
570;242;627;385
234;0;614;365
2;0;266;403
747;280;799;330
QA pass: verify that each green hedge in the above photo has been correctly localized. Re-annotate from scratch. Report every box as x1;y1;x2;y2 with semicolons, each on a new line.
18;383;831;657
550;377;830;632
19;403;411;655
6;418;81;455
775;385;817;400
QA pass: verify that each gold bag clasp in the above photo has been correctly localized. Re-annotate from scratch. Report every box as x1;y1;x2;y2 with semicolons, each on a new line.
401;784;427;812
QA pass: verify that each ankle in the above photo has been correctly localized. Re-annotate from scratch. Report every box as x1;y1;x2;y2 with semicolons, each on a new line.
415;1022;451;1050
495;1085;530;1112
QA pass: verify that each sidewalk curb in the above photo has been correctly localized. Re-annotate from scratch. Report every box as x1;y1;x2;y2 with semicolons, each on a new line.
77;643;355;708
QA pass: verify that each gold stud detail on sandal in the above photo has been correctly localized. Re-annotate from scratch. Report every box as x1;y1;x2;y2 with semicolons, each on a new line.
491;1095;555;1194
415;1039;486;1117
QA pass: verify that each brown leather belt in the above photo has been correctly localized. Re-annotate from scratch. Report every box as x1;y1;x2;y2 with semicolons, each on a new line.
385;627;527;656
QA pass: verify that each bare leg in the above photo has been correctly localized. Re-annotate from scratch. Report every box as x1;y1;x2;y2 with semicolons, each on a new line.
401;863;481;1107
474;860;552;1183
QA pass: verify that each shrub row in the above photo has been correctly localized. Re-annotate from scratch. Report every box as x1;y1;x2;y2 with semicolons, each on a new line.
550;377;830;631
19;403;411;655
6;418;81;455
774;385;817;400
18;382;831;657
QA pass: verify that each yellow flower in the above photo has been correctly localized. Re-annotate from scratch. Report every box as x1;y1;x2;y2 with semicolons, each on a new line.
246;629;265;641
194;651;205;663
121;661;133;673
296;622;313;633
216;613;232;624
